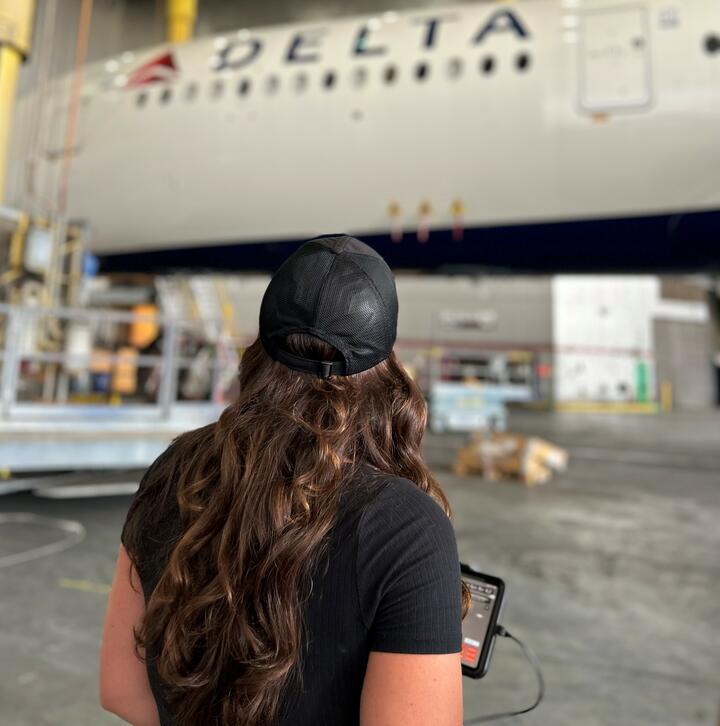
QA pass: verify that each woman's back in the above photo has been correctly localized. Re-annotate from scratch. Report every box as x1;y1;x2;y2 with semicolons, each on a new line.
102;236;467;726
124;453;462;725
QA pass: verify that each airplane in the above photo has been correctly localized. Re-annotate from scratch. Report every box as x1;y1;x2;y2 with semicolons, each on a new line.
13;0;720;273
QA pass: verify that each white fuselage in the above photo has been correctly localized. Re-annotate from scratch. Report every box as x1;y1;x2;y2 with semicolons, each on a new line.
16;0;720;258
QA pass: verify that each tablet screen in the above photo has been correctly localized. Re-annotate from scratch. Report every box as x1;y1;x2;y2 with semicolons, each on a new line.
461;578;499;669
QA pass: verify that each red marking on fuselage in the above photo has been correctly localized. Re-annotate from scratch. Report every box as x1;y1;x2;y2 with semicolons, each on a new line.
126;51;179;88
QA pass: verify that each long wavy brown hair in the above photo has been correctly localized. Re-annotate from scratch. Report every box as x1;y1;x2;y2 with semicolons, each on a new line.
122;333;470;725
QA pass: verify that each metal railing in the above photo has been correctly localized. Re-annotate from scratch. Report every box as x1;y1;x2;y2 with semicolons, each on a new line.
0;302;248;421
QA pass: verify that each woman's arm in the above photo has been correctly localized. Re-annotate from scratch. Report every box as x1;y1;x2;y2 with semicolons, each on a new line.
99;545;160;726
357;479;465;726
360;651;463;726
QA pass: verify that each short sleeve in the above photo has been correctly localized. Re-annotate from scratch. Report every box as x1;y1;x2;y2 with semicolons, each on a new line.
356;477;462;654
119;461;151;551
120;446;174;547
120;443;180;593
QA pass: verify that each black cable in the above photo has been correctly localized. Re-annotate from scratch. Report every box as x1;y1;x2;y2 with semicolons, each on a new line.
464;626;545;724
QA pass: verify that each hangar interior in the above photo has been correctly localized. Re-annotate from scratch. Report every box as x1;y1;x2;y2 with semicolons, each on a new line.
0;1;719;725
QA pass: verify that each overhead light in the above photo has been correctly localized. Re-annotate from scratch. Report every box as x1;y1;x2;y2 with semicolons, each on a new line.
113;74;127;87
367;17;381;31
214;36;229;50
121;51;134;63
105;59;119;73
382;11;399;23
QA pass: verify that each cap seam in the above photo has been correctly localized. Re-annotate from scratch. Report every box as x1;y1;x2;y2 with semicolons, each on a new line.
344;255;389;321
345;249;386;260
313;236;382;261
313;253;339;330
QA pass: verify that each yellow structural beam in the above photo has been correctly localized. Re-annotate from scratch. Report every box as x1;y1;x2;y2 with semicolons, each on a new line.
0;45;21;204
0;0;35;204
167;0;197;44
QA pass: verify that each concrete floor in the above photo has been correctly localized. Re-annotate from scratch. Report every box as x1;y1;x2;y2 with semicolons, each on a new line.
1;410;719;725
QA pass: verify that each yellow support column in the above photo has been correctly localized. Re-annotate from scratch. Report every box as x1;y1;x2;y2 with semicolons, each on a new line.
167;0;197;44
0;0;35;203
0;46;20;203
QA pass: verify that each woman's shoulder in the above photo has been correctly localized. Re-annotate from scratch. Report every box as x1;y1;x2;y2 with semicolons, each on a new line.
141;422;217;485
348;467;453;550
356;467;449;525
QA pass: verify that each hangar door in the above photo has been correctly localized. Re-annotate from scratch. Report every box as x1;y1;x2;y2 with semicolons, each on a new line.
654;319;715;410
578;5;652;112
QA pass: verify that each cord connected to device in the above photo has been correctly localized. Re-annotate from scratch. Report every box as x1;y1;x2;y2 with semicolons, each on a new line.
463;625;545;724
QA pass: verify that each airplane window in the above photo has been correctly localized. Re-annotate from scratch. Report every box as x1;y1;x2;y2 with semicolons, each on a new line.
323;70;337;90
266;75;280;94
447;58;463;79
705;34;720;54
384;65;398;84
237;78;251;96
211;79;225;99
136;91;148;108
516;52;531;72
351;66;368;88
481;56;495;75
160;87;172;104
415;62;430;81
294;72;308;92
186;82;198;101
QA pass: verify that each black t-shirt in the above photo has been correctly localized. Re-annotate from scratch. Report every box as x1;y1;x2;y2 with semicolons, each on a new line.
121;455;462;726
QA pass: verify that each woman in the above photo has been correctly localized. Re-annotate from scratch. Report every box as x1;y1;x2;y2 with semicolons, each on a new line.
100;234;470;726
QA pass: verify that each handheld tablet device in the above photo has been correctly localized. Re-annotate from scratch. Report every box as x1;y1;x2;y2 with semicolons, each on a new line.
460;563;505;679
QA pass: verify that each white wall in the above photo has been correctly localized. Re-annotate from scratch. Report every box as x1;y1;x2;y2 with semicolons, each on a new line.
552;276;709;403
394;275;552;346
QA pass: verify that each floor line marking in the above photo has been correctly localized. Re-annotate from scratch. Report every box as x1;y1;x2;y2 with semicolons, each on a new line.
58;578;111;595
0;513;86;569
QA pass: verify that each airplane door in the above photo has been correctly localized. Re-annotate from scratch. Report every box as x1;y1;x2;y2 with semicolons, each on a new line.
578;5;652;112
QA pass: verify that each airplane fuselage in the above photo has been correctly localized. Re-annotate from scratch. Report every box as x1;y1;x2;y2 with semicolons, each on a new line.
17;0;720;271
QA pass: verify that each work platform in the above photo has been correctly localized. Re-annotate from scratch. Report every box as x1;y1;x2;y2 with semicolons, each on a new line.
1;301;233;483
0;403;221;475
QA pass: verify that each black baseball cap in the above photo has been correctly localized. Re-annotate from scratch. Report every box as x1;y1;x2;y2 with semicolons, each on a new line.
259;234;398;378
